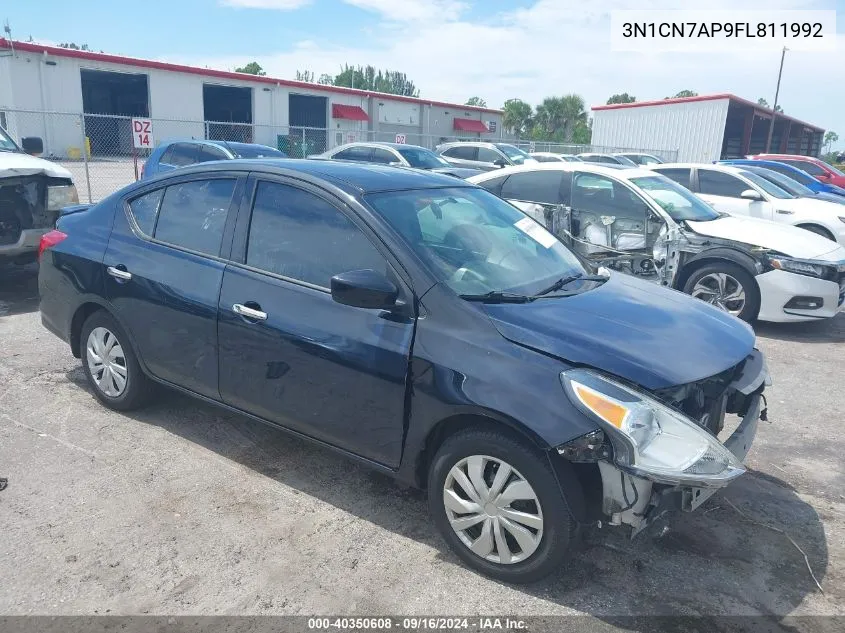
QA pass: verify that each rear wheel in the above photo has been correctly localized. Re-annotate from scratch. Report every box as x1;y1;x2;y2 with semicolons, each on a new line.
80;310;151;411
683;262;760;322
428;428;576;583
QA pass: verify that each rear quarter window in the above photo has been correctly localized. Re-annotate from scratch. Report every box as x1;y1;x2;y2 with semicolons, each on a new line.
127;189;164;236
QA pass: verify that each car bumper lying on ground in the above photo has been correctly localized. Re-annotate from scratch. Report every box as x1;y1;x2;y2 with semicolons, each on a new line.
756;269;845;322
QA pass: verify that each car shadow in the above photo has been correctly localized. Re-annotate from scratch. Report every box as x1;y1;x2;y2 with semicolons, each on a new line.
0;262;40;317
755;312;845;344
66;367;830;623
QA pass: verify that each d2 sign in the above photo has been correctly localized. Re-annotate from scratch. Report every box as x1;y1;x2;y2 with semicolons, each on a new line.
131;118;154;149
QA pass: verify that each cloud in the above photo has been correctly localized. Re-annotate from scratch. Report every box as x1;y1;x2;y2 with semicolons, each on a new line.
219;0;311;9
176;0;843;142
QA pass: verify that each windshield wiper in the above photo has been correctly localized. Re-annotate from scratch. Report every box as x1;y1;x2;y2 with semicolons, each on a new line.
533;273;608;297
459;290;533;304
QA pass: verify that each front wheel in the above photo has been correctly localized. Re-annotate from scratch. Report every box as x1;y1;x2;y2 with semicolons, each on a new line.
682;262;760;322
428;429;576;583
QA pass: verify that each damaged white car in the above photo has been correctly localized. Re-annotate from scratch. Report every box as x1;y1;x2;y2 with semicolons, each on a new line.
1;126;78;267
470;163;845;322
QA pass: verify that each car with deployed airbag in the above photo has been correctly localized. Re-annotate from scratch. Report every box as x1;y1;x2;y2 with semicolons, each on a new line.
38;160;768;583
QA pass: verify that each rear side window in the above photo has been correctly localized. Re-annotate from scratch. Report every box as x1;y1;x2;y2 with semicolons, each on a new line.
477;147;500;163
443;146;476;160
246;181;386;288
697;170;748;198
128;189;164;236
654;168;691;189
501;171;563;204
154;179;236;256
162;143;199;167
371;148;398;164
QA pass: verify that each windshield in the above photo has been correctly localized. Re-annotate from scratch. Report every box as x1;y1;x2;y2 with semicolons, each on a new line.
738;170;795;199
747;168;814;196
495;144;531;164
397;147;450;169
629;176;720;222
0;126;21;152
232;146;285;158
365;187;588;296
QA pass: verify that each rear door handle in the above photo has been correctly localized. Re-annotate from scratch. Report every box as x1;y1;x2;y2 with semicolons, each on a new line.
233;303;267;321
107;266;132;281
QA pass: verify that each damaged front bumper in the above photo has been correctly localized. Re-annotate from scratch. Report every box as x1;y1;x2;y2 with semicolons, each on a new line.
594;353;769;533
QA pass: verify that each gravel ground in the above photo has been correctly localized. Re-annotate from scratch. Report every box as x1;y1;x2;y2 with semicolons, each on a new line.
0;263;843;625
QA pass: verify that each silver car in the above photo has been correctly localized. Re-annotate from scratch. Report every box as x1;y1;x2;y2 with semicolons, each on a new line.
312;142;482;179
435;141;538;171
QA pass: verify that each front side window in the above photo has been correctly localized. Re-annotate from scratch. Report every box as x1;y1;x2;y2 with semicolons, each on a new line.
0;125;20;152
154;179;236;256
246;181;386;288
370;148;398;164
697;170;749;198
476;147;501;163
782;160;826;176
501;171;563;205
653;168;692;189
746;168;812;196
198;145;229;162
738;170;794;199
365;187;587;296
629;176;719;222
443;146;477;161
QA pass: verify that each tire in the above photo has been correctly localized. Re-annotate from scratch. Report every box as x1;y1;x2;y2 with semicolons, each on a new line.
80;310;151;411
797;224;835;241
428;428;576;583
682;262;760;322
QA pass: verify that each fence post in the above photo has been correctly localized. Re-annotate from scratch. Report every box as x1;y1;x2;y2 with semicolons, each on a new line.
301;128;306;157
79;114;93;204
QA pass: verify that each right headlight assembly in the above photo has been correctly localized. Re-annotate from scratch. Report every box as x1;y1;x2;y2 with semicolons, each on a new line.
561;369;745;487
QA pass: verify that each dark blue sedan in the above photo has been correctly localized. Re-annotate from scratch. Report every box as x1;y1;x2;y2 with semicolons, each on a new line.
37;160;768;582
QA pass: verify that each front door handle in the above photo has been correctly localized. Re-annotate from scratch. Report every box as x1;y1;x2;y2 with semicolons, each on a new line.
233;303;267;321
107;266;132;281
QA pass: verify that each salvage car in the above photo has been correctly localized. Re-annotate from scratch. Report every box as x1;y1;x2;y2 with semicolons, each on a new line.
312;142;481;179
470;163;845;322
39;160;768;582
436;141;537;171
651;163;845;244
1;126;78;267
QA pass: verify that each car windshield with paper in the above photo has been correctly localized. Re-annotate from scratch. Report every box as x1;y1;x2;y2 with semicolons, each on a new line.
366;187;588;296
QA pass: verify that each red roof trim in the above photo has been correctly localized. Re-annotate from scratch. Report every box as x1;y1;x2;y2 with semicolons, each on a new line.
332;104;369;121
0;38;503;115
453;118;489;133
592;93;823;132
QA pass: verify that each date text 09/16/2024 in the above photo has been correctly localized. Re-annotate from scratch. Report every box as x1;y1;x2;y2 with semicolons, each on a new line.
307;618;528;631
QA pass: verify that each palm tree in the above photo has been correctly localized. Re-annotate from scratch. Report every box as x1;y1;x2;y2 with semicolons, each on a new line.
534;95;587;142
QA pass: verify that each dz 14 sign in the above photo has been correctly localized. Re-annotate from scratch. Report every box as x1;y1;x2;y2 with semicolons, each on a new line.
132;118;154;149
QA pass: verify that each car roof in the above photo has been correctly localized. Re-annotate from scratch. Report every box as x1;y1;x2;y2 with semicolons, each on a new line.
651;163;749;175
146;158;472;194
438;141;508;148
330;142;431;151
467;161;655;181
158;139;279;152
723;158;801;169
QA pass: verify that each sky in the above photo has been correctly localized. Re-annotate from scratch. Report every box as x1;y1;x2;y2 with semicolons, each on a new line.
3;0;844;149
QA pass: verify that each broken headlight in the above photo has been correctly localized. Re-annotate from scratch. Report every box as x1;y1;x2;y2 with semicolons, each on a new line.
47;184;79;211
561;369;745;487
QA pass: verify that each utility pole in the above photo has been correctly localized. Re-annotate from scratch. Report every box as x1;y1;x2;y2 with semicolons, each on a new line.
765;47;788;153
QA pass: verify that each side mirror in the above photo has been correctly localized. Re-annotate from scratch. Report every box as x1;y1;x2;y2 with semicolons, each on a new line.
740;189;763;201
331;269;398;309
21;136;44;155
493;158;508;168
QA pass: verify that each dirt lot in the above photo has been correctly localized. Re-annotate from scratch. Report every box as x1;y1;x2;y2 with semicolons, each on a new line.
1;263;843;626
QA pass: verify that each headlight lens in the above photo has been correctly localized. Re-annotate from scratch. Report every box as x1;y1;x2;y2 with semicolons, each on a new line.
47;184;79;211
561;369;744;486
767;256;827;278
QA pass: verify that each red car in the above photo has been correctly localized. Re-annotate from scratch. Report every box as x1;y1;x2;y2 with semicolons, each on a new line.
749;153;845;188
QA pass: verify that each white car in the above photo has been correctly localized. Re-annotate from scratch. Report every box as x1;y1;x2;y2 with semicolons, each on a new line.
649;163;845;245
468;163;845;323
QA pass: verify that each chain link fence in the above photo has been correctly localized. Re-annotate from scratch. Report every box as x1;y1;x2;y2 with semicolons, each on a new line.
2;108;678;203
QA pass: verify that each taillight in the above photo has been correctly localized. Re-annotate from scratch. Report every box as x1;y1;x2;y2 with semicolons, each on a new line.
38;230;68;261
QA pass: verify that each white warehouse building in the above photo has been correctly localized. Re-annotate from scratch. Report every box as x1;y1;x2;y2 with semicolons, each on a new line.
0;38;506;159
591;94;824;163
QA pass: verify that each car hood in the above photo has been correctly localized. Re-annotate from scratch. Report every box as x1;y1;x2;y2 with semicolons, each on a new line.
481;273;755;391
687;215;845;260
0;151;73;179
